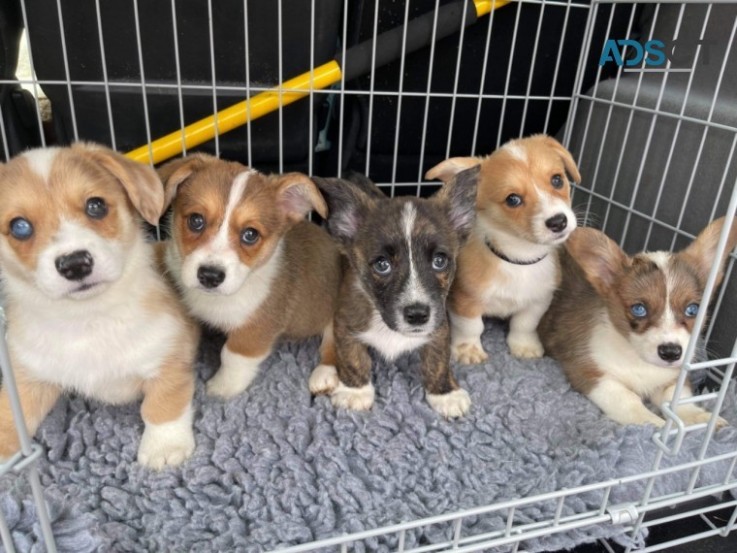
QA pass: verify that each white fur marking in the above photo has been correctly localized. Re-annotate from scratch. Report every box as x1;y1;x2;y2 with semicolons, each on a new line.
589;312;682;397
176;170;257;297
531;193;575;244
397;202;433;332
402;203;427;303
632;252;690;367
212;170;252;251
426;388;471;418
309;364;340;395
23;148;60;182
34;219;126;300
138;404;195;469
503;143;527;163
588;379;666;426
7;233;186;402
174;239;284;331
449;311;487;364
206;346;267;398
357;310;431;362
331;381;375;411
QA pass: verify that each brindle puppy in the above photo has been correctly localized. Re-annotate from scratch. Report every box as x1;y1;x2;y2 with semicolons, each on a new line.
309;169;479;417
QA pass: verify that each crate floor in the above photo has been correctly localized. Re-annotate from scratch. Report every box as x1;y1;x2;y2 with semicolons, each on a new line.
1;321;736;552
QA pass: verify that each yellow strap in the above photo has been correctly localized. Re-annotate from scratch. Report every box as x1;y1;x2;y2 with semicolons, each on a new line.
126;60;342;165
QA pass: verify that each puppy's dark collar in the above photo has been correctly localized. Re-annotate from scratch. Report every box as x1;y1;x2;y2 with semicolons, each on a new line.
485;238;548;266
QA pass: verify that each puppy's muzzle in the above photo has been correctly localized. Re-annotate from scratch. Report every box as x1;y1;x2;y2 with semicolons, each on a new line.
545;213;568;234
55;250;94;281
658;343;683;363
197;265;226;289
403;303;431;326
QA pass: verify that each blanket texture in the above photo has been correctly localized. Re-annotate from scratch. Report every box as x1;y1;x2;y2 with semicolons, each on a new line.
1;321;736;552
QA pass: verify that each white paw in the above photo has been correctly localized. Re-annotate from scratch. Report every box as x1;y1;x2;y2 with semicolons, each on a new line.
137;407;195;470
507;332;544;359
426;388;472;418
330;381;375;411
452;341;488;365
206;371;244;399
309;364;339;395
206;348;264;399
677;408;729;428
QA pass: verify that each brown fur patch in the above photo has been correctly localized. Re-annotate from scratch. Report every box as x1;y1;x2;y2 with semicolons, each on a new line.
609;256;666;336
538;248;604;394
419;320;458;395
0;370;61;457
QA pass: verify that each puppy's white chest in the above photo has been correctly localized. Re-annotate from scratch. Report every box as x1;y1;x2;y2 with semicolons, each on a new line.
183;282;269;332
357;313;430;362
482;257;558;317
9;304;179;403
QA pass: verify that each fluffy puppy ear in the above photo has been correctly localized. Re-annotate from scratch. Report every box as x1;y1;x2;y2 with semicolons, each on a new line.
425;157;480;183
678;216;737;288
565;227;629;297
156;153;219;212
72;142;164;226
432;165;479;243
342;171;387;199
276;173;327;222
313;177;379;245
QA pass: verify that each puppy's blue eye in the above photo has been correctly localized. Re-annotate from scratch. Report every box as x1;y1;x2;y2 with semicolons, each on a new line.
9;217;33;240
684;303;700;317
241;227;260;245
187;213;205;232
85;197;108;219
551;174;564;189
373;257;391;275
505;194;523;208
630;303;648;318
432;252;449;271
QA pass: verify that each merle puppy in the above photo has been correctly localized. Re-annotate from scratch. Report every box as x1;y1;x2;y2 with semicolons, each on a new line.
309;169;479;417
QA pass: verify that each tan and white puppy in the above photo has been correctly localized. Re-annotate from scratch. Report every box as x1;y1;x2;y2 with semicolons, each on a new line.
425;135;579;364
158;154;341;399
0;144;199;469
539;219;737;426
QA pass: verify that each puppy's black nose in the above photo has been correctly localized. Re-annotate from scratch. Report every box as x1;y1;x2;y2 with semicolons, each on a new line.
545;213;568;233
55;250;94;281
197;265;226;289
658;343;683;362
403;303;430;326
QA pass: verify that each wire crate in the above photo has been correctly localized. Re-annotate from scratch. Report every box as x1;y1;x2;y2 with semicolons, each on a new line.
0;0;736;551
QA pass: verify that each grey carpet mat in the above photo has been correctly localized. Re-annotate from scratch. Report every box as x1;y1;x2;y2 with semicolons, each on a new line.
1;321;736;552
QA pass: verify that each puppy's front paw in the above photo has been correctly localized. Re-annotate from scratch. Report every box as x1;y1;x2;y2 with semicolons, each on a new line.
138;434;194;470
452;342;488;365
138;411;195;470
206;351;262;399
507;332;544;359
309;364;339;395
206;372;242;399
426;388;472;418
678;409;729;428
330;382;375;411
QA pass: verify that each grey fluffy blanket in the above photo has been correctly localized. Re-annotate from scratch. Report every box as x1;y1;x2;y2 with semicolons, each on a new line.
2;321;736;552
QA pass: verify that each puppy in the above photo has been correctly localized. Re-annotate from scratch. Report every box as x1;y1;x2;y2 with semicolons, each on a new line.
425;135;579;364
158;154;341;398
539;219;737;426
0;144;199;469
308;169;478;417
